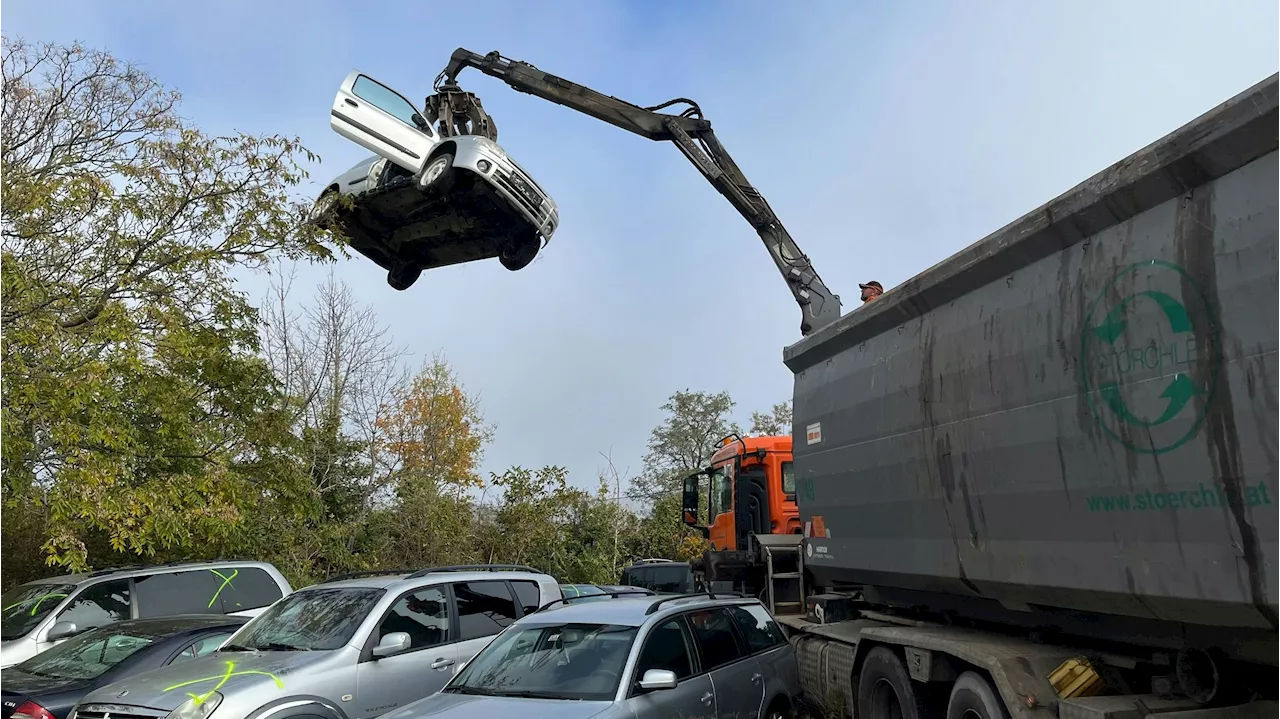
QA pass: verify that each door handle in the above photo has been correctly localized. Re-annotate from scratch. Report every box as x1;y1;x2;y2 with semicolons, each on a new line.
700;691;713;706
431;657;455;670
751;672;763;684
344;98;358;107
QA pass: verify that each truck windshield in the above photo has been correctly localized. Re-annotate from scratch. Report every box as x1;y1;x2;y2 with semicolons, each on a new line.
225;587;382;651
445;622;638;701
1;583;76;641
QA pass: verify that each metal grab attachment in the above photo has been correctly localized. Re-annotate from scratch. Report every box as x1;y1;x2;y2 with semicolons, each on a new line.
424;85;498;141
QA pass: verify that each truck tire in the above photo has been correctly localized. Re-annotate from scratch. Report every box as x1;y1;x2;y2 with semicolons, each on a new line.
858;646;939;719
945;672;1009;719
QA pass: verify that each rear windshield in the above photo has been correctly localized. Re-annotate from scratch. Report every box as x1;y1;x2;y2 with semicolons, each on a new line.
2;583;77;641
15;626;158;680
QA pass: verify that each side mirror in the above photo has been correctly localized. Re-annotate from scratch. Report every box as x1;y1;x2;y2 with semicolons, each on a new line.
637;669;678;691
47;621;80;641
372;632;411;659
411;113;428;130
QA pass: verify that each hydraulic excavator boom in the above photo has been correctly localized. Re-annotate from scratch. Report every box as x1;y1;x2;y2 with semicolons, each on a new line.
432;48;843;336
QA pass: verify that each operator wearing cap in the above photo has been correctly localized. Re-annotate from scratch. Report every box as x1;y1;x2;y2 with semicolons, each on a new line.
859;281;884;304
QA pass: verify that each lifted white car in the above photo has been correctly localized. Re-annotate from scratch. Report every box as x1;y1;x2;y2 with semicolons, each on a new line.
313;70;558;290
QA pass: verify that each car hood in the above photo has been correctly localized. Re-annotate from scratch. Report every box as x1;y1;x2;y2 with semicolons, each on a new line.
81;651;326;712
386;693;614;719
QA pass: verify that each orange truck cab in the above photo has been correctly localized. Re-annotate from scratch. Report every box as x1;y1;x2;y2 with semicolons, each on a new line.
682;434;799;551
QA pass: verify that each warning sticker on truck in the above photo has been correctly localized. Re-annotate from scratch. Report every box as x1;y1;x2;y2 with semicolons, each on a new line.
806;422;822;445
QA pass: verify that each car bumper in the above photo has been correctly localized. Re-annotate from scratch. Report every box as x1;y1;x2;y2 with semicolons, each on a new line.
450;145;559;243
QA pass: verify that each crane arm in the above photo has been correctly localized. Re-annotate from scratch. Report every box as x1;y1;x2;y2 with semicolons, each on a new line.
435;48;843;336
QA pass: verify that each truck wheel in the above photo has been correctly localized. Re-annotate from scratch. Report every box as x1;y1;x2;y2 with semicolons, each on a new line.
945;672;1009;719
421;151;455;196
857;646;938;719
499;230;539;271
387;263;422;291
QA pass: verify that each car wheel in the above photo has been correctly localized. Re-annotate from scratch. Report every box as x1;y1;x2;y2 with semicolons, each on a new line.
421;152;456;195
309;189;339;229
499;230;540;271
387;264;422;291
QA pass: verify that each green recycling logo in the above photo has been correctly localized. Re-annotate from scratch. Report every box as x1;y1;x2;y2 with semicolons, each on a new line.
1081;260;1221;454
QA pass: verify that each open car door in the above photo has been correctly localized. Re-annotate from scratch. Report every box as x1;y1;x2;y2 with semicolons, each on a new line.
330;70;436;173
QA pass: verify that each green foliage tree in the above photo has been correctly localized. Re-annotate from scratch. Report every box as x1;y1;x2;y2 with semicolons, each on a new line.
749;400;793;436
629;389;738;502
1;38;330;572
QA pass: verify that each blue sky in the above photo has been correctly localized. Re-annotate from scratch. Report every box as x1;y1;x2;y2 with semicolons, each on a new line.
6;0;1278;489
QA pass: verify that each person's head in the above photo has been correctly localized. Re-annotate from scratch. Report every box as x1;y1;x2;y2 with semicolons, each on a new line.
859;281;884;303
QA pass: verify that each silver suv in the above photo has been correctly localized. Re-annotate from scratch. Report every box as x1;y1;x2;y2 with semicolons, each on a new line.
71;565;561;719
1;561;291;669
387;591;802;719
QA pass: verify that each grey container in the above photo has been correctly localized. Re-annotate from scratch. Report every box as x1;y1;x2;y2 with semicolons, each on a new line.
784;74;1278;664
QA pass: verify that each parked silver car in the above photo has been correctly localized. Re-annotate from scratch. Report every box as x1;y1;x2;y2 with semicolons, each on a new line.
70;566;562;719
313;70;558;291
1;561;290;669
385;592;802;719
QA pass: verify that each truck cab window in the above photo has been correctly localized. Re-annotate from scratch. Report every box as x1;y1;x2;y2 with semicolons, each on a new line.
781;461;795;498
709;466;731;518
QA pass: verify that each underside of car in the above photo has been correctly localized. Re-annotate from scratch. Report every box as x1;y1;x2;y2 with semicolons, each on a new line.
322;162;541;289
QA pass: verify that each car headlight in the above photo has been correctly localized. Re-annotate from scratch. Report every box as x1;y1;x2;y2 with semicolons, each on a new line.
166;693;223;719
472;136;506;158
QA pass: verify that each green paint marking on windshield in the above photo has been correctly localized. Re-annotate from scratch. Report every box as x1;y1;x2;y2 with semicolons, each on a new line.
164;660;284;705
207;569;238;609
3;593;69;615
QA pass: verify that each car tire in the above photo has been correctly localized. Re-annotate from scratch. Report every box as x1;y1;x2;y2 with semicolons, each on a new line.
387;263;422;291
421;152;456;196
499;230;540;271
857;646;940;719
309;189;340;230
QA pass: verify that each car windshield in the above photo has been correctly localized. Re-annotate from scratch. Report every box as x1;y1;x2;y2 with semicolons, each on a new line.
15;627;158;680
2;583;77;641
647;567;693;594
225;587;382;651
446;622;638;701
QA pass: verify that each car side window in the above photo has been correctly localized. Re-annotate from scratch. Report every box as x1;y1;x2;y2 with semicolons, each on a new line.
168;632;235;665
56;580;131;632
686;608;746;671
377;587;450;651
352;75;427;132
454;581;518;641
211;567;284;614
633;618;694;684
134;571;219;618
727;605;786;654
510;581;541;615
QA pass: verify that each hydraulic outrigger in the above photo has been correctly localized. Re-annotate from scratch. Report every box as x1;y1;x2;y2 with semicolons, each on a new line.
425;48;843;337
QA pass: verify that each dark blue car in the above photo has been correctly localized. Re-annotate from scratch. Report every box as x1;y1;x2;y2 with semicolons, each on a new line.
1;615;246;719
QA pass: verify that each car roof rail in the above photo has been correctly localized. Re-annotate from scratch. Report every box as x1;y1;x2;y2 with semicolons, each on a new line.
644;592;747;616
632;558;674;564
86;564;148;577
537;590;657;612
405;564;542;580
319;569;414;584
